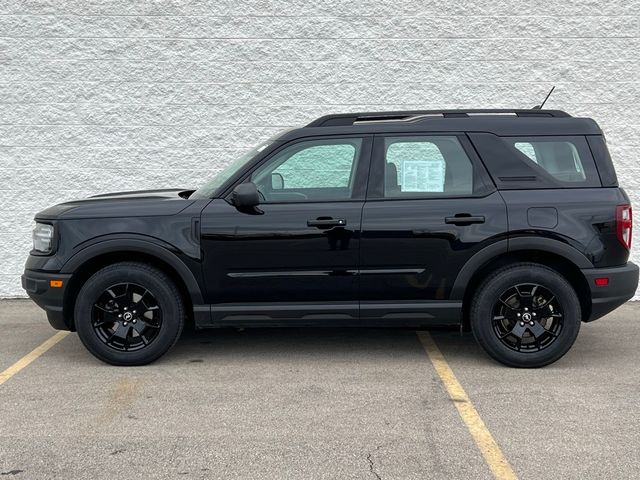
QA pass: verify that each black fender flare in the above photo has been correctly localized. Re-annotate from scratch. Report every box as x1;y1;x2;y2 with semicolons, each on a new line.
61;238;204;305
450;237;593;300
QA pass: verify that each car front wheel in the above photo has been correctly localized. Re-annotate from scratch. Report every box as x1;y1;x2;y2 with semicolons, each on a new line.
74;262;184;366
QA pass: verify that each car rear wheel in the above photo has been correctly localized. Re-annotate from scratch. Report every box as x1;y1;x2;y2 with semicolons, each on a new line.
74;262;184;366
470;263;581;368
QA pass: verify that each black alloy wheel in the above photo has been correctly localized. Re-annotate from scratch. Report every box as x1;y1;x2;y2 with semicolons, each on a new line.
491;283;563;353
470;263;581;368
75;262;184;366
92;282;163;352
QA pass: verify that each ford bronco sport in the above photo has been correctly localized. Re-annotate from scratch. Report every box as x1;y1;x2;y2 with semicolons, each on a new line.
22;109;638;367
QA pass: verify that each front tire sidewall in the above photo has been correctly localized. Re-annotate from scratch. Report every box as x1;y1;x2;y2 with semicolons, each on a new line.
471;265;581;368
75;265;183;366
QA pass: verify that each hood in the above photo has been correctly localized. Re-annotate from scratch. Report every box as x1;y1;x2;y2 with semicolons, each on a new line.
35;188;197;220
89;188;194;200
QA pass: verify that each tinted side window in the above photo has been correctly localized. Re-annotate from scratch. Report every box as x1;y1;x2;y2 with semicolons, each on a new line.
273;144;356;188
510;137;588;183
384;136;474;197
468;133;601;190
251;138;363;202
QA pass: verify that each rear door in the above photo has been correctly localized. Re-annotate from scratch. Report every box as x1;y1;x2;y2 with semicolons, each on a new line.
359;133;508;322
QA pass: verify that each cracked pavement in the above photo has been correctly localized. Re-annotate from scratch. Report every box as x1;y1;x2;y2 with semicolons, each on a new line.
1;300;639;479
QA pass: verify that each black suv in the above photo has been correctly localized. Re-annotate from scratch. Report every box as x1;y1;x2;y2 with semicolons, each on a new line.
22;109;638;367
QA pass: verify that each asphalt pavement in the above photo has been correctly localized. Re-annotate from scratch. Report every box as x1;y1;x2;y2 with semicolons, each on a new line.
0;299;638;479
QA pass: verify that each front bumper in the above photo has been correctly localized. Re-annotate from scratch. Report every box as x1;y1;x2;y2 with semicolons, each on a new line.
581;261;639;322
22;270;73;330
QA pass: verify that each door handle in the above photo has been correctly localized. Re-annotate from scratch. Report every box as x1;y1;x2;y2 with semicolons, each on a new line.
445;214;485;226
307;218;347;229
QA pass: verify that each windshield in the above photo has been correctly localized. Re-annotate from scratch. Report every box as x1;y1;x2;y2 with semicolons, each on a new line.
190;140;274;199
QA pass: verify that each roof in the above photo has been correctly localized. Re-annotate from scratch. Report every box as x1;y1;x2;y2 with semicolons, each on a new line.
275;109;602;142
305;109;571;127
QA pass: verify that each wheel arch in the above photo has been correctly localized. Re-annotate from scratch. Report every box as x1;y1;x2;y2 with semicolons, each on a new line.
61;239;204;330
453;239;592;328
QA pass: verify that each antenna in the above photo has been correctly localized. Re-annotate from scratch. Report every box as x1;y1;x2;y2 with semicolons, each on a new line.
532;86;555;110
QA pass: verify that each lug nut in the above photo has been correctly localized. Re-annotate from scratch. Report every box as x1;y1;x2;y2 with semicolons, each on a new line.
132;319;137;324
118;314;122;318
133;310;136;314
124;307;128;311
524;307;528;311
529;321;534;326
517;313;521;317
123;322;128;326
533;313;537;316
520;322;525;326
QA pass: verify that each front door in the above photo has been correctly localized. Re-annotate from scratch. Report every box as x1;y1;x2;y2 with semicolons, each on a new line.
359;133;507;322
200;136;372;324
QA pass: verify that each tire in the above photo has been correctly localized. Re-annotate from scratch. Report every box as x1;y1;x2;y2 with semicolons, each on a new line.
470;263;581;368
74;262;184;366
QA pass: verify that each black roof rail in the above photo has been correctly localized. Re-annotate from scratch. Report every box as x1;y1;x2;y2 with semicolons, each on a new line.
306;109;571;127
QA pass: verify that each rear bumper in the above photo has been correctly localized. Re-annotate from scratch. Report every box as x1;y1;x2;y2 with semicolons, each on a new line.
581;262;639;322
21;270;73;331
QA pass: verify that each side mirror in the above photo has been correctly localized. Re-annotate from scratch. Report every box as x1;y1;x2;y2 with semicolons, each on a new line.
271;173;284;190
231;182;260;209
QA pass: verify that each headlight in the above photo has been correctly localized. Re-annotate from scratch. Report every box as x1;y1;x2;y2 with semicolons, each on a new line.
33;223;55;254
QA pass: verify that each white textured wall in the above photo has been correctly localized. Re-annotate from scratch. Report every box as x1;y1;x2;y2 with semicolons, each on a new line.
1;0;639;297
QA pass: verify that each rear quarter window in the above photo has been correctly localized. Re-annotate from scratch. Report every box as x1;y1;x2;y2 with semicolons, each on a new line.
469;133;601;189
509;137;589;183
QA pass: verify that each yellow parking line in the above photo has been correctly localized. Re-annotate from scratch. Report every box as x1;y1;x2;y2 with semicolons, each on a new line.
0;331;70;386
417;331;518;480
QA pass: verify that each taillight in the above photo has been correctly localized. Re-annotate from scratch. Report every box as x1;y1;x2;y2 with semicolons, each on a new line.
616;204;633;250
